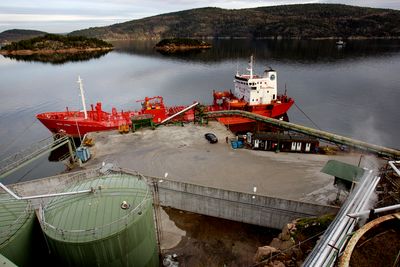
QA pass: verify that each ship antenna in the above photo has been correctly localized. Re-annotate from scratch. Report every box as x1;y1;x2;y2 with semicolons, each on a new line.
77;76;88;120
236;60;239;76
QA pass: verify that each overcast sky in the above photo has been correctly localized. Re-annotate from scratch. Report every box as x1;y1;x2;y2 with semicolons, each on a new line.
1;0;399;33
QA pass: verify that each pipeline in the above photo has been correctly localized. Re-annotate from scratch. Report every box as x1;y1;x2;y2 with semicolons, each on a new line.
302;170;380;266
0;182;95;200
348;203;400;218
159;102;199;125
388;160;400;176
205;110;400;159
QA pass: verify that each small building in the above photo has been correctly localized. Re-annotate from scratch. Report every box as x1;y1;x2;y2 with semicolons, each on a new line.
249;132;319;153
131;114;155;132
321;160;365;191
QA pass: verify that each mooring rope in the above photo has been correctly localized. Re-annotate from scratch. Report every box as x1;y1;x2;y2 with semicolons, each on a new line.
294;102;322;131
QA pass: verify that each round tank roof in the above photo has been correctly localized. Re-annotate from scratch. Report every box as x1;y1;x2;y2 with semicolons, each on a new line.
41;173;151;243
0;192;32;248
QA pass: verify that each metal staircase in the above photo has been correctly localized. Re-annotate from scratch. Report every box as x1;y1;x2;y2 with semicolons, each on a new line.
0;135;74;179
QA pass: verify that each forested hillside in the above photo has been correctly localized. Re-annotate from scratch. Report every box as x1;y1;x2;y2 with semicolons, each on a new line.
69;4;400;40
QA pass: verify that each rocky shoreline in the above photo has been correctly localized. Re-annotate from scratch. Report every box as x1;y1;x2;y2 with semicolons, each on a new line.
154;43;211;52
0;47;113;56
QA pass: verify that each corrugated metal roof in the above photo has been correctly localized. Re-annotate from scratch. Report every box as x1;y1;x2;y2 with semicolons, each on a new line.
42;173;151;243
321;160;365;182
0;193;32;247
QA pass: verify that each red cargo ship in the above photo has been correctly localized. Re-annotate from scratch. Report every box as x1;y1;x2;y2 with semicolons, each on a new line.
36;57;294;137
36;77;195;138
208;55;294;132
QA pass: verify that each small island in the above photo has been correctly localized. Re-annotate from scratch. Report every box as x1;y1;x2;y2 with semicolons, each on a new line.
0;34;113;56
154;38;211;52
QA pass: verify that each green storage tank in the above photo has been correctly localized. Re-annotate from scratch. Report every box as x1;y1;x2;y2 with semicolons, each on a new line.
0;192;35;267
40;173;159;267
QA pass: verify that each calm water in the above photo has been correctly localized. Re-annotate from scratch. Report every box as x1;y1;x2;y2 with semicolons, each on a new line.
1;39;399;184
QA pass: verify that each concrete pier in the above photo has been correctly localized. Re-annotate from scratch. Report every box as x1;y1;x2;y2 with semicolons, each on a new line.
84;122;371;206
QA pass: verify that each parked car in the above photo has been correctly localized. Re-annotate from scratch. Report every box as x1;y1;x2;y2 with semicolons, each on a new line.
204;133;218;144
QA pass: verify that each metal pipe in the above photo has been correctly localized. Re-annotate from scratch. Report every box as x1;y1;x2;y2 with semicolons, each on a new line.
348;203;400;218
388;161;400;176
303;170;381;266
160;102;199;124
0;182;94;200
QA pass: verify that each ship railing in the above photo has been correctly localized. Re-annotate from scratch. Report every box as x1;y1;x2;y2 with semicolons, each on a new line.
39;171;152;241
0;135;70;178
0;196;32;245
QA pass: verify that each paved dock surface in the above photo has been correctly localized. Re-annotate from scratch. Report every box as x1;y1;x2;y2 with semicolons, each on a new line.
85;122;367;205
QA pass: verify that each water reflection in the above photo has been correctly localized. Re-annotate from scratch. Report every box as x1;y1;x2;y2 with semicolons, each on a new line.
2;50;111;64
113;39;400;63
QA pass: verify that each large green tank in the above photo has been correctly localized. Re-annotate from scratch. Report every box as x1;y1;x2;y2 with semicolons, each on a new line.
40;172;159;267
0;192;35;267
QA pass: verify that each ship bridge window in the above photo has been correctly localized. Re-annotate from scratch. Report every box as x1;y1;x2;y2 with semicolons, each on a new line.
273;94;276;99
251;87;257;90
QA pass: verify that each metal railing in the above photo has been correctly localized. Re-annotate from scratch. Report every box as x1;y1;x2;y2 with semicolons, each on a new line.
0;136;71;179
0;197;32;245
39;172;152;242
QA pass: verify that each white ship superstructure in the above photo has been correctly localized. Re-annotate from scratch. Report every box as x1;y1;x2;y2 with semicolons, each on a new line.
234;55;277;106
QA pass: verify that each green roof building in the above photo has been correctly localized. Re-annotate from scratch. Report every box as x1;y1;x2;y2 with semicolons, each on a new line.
321;160;365;190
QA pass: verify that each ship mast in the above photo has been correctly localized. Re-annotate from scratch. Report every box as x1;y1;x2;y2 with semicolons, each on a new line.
247;55;254;78
77;76;88;120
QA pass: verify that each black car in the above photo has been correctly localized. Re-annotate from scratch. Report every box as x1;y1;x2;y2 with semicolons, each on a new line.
205;133;218;143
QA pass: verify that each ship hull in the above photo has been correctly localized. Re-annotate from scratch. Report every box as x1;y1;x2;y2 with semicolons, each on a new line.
36;99;195;137
213;99;294;133
36;116;125;138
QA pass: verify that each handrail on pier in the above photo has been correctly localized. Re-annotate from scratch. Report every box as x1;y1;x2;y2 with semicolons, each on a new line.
0;135;73;179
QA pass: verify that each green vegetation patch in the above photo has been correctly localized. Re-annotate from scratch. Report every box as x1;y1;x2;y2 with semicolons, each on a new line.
293;214;335;242
1;34;113;51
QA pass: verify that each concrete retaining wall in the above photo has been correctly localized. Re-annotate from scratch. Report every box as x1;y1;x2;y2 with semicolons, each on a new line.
156;179;338;229
9;168;338;229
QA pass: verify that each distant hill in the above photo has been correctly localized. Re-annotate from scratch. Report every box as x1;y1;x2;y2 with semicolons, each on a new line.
69;4;400;40
0;29;47;43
